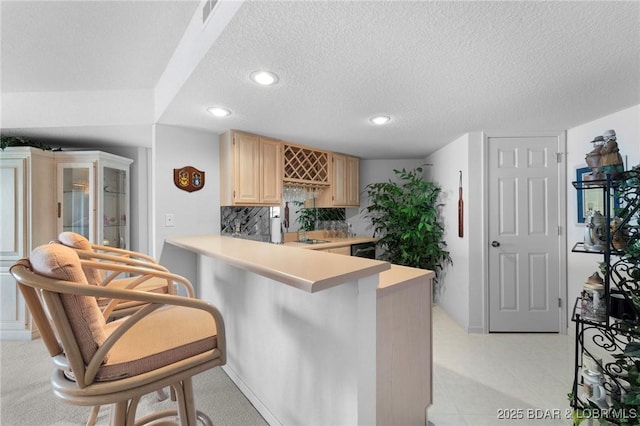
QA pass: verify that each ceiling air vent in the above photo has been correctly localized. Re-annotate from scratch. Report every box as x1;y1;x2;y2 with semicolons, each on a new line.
202;0;219;24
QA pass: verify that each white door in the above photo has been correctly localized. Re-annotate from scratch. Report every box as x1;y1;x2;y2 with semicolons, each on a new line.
488;136;563;332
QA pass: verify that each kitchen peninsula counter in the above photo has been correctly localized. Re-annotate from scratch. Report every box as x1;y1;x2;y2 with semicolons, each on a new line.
167;234;389;292
166;234;433;426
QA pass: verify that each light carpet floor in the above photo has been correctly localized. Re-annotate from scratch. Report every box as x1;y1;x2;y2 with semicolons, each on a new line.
0;337;267;426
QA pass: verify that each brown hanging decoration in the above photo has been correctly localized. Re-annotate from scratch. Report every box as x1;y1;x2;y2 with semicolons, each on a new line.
458;170;464;238
173;166;205;192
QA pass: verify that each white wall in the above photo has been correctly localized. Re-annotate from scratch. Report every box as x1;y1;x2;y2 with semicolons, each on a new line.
424;134;472;331
565;104;640;328
152;124;220;283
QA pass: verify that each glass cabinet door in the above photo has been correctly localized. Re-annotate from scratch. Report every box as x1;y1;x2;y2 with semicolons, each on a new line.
102;166;127;248
59;164;94;240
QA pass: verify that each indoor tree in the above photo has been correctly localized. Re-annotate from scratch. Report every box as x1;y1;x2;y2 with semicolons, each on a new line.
363;166;451;282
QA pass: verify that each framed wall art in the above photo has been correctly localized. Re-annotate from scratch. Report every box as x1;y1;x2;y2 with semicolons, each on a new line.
576;166;619;223
173;166;205;193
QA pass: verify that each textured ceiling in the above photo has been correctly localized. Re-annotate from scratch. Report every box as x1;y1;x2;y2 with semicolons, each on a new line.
2;1;639;159
1;0;198;92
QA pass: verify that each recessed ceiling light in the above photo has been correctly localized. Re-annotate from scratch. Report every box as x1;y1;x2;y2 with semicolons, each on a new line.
250;70;279;86
207;107;231;117
370;115;391;125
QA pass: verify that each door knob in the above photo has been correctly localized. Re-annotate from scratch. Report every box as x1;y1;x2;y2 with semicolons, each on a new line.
491;241;500;247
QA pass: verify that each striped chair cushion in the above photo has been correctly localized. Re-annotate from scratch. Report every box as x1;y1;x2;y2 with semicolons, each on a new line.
30;243;109;364
57;232;103;286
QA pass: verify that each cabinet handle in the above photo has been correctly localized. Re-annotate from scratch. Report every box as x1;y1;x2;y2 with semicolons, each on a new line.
57;202;61;218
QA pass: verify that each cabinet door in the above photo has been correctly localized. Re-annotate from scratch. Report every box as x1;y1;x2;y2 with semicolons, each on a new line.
233;132;261;204
332;153;348;205
0;158;25;260
0;159;28;337
327;246;351;256
345;155;360;207
102;166;128;248
326;153;360;207
58;162;95;242
260;138;282;204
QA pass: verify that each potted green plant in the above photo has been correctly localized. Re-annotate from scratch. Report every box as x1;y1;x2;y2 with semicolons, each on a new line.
0;136;54;151
362;166;451;282
293;200;316;232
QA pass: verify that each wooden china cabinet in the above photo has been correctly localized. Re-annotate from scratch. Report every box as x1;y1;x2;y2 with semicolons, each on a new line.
0;147;132;340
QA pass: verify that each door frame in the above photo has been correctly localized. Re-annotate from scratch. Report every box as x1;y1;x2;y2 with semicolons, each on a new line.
482;132;568;334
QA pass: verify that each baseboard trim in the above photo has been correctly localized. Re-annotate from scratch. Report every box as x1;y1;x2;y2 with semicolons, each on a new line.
0;330;33;341
222;364;281;426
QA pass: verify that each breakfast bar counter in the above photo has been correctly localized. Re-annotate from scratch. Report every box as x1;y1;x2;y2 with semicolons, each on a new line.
167;234;389;292
166;234;433;426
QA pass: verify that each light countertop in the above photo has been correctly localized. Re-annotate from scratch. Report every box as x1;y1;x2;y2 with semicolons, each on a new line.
166;234;390;293
378;264;435;296
282;230;377;250
284;236;378;250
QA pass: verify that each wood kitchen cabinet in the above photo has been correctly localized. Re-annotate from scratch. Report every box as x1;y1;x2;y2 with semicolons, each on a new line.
220;130;283;206
283;142;330;188
220;130;282;206
317;153;360;207
322;246;351;256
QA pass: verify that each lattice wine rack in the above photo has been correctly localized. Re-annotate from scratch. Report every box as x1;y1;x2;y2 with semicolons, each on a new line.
283;144;330;187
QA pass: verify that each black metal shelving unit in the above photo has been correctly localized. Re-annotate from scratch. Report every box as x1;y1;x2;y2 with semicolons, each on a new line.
570;169;640;425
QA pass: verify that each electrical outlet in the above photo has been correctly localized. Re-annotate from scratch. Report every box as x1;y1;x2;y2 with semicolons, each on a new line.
165;213;175;227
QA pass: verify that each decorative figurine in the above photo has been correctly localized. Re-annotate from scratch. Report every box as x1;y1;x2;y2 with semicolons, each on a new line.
598;129;624;176
581;272;606;322
611;217;628;250
584;129;625;180
585;135;605;180
584;210;607;251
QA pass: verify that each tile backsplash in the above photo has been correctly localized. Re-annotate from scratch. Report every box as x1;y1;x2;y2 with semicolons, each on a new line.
221;206;346;241
221;206;271;240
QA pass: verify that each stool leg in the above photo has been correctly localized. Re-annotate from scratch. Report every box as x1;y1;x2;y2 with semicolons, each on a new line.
182;377;197;426
125;396;142;425
171;379;197;426
86;405;101;426
156;388;169;401
196;410;214;426
109;401;127;426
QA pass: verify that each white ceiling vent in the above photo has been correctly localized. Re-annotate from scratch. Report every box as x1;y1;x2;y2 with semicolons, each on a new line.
202;0;219;24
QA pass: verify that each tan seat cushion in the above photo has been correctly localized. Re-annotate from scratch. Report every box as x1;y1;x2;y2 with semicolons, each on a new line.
97;305;217;381
96;276;171;309
106;276;170;294
30;244;109;364
57;232;103;286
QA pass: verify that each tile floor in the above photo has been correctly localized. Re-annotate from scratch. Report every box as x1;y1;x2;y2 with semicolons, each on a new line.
429;306;575;426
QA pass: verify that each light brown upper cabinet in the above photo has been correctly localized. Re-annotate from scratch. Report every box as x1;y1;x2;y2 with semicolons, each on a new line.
317;153;360;207
220;130;283;206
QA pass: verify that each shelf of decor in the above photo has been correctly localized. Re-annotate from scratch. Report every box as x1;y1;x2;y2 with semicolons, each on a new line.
570;168;639;425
